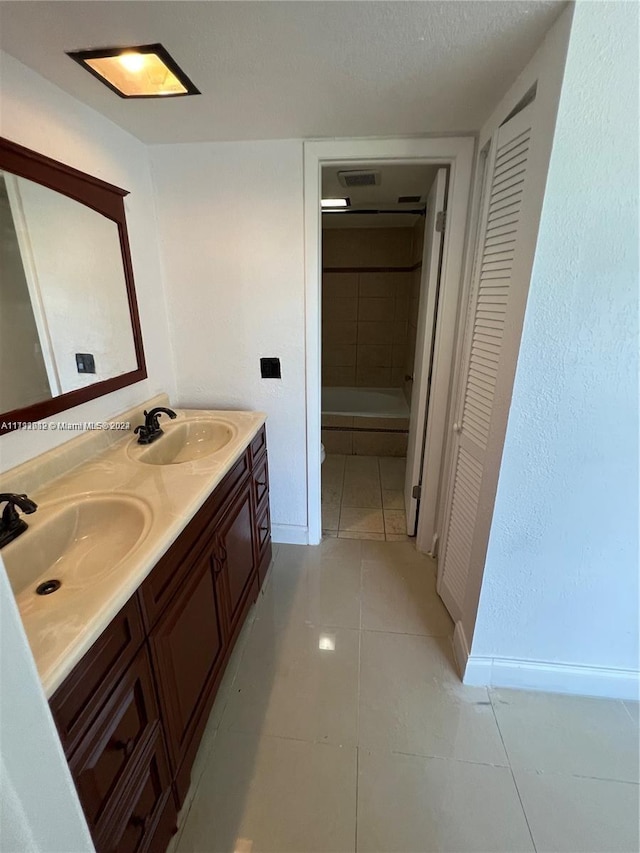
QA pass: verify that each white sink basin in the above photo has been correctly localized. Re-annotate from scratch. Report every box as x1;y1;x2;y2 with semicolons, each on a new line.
131;418;237;465
2;494;151;599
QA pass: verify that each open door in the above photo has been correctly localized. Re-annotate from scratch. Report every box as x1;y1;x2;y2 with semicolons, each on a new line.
404;168;448;535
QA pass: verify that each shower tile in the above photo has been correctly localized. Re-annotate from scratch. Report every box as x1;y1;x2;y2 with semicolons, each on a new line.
322;272;358;299
322;344;356;368
322;297;357;322
358;322;394;345
356;367;392;388
357;345;392;369
321;429;352;455
323;321;357;346
359;272;397;298
322;366;356;387
354;432;407;457
358;298;395;323
321;415;354;429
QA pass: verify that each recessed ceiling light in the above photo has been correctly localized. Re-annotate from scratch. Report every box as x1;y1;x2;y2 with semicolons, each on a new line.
321;198;350;208
67;43;200;99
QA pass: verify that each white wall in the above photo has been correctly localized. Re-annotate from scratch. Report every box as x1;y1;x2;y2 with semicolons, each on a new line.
150;140;308;542
0;559;94;852
469;2;639;694
0;51;176;473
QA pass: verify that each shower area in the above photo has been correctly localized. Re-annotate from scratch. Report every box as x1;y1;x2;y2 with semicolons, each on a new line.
320;164;435;539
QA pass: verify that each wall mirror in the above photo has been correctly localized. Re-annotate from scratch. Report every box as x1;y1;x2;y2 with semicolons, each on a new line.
0;138;146;434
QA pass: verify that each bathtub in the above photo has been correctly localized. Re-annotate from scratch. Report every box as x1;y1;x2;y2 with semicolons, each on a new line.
321;386;409;456
322;386;410;419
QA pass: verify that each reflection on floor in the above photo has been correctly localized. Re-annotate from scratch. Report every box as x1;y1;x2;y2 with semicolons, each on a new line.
322;454;408;540
172;539;640;853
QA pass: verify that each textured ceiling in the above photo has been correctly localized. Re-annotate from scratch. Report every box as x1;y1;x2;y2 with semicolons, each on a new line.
0;1;566;144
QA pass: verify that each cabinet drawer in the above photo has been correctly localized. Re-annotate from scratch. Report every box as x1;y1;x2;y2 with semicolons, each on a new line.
138;450;250;631
69;647;159;836
252;453;269;510
96;729;174;853
250;425;266;465
51;597;145;757
255;499;271;560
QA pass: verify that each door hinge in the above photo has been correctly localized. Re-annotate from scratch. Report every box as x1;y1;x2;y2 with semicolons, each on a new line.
435;210;446;233
412;485;421;500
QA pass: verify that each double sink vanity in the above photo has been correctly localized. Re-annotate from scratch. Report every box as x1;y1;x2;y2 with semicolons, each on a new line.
1;397;272;853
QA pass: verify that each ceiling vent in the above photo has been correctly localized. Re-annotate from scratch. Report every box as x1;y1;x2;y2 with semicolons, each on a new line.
398;195;421;203
337;170;381;188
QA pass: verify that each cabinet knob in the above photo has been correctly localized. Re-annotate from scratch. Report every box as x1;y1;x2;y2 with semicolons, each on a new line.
113;737;135;757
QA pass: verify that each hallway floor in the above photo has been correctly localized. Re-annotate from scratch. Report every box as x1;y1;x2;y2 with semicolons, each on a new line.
322;454;409;540
173;539;639;853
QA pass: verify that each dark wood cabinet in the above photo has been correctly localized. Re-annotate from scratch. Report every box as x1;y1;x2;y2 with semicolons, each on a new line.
50;425;272;853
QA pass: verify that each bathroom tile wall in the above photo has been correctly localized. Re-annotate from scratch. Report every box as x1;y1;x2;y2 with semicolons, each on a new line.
404;218;426;405
322;228;421;389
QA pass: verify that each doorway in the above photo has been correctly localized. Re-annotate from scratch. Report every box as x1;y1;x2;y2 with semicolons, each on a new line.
319;162;447;541
305;137;475;548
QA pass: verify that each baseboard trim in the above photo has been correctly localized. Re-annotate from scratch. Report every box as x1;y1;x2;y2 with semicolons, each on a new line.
271;524;309;545
464;654;640;701
452;621;470;679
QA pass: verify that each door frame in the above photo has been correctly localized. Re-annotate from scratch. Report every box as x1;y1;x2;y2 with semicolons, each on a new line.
303;137;476;546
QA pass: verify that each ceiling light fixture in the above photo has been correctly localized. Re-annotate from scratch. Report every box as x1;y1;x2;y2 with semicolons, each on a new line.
321;198;350;209
67;43;200;99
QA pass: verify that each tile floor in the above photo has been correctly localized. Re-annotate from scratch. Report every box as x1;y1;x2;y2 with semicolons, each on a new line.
173;539;640;853
322;454;408;540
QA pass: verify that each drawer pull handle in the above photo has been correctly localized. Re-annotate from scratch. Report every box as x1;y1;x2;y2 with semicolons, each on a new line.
131;814;150;831
213;556;223;576
220;545;227;563
113;737;135;757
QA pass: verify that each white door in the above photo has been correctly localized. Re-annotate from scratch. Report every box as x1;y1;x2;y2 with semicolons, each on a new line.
438;104;535;621
404;168;448;535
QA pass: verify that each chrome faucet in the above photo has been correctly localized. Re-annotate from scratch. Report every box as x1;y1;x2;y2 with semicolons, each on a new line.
134;407;177;445
0;493;38;548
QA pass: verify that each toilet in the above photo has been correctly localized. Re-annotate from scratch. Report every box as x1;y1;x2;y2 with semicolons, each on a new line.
321;443;326;464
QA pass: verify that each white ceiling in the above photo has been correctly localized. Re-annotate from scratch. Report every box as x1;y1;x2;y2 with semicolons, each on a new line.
322;162;438;228
0;1;566;145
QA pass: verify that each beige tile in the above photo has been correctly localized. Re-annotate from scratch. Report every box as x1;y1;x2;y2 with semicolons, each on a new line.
340;506;385;534
379;456;406;490
257;539;362;630
321;414;354;429
357;417;406;431
359;272;397;298
353;431;407;456
322;271;358;299
177;732;357;853
341;469;382;507
359;632;508;765
383;509;407;535
321;429;353;455
221;618;360;746
361;538;426;565
357;750;533;853
358;298;395;322
382;489;404;509
361;552;452;636
391;343;406;367
513;769;640;853
355;367;392;388
390;367;406;387
322;296;358;322
491;689;640;782
321;503;340;530
345;454;379;477
357;321;393;345
321;453;345;507
392;320;408;344
394;295;410;322
322;344;357;368
356;345;392;369
322;529;338;538
322;365;356;387
338;530;385;541
322;321;357;346
385;533;410;542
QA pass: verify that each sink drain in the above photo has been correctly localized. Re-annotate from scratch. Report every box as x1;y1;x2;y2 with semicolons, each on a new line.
36;579;61;595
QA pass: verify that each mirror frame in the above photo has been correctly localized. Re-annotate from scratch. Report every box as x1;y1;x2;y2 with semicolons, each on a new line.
0;137;147;434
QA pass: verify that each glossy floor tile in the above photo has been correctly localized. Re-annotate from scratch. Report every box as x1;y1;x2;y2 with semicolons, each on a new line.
357;750;534;853
513;768;640;853
322;454;408;540
175;539;639;853
491;688;640;782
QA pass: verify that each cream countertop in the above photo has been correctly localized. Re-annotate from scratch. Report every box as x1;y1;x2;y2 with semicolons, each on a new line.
0;404;266;698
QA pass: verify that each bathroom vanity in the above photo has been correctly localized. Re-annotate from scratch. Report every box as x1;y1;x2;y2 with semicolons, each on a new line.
1;403;271;853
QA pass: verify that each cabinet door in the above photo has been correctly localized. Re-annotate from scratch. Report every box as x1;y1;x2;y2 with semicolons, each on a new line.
217;480;256;634
148;547;224;771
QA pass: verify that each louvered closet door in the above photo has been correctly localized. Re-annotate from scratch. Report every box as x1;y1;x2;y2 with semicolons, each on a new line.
438;104;534;622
